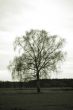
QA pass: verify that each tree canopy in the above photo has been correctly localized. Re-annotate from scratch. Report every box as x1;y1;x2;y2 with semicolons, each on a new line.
8;30;65;80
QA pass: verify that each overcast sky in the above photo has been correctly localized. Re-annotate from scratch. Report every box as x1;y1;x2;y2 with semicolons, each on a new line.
0;0;73;81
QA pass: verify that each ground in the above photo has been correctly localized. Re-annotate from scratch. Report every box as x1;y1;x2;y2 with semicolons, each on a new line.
0;88;73;110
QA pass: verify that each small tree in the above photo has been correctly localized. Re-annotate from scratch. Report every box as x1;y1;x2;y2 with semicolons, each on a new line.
8;29;65;93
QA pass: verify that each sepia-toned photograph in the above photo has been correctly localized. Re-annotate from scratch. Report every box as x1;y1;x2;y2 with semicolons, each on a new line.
0;0;73;110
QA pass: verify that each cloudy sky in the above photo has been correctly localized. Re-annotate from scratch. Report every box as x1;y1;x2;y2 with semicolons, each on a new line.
0;0;73;81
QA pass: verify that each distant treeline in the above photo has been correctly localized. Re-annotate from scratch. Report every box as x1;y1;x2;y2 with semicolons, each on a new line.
0;79;73;88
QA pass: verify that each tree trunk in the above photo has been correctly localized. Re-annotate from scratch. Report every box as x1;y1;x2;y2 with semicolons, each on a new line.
36;71;40;93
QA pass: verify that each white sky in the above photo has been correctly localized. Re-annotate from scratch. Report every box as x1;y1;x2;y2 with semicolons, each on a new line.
0;0;73;81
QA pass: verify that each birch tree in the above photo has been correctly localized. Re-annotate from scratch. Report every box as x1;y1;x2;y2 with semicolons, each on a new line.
8;30;65;93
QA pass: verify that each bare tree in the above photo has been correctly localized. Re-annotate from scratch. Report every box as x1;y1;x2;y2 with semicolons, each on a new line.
8;30;65;93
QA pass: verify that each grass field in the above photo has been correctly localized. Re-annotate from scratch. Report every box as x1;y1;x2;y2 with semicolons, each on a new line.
0;88;73;110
